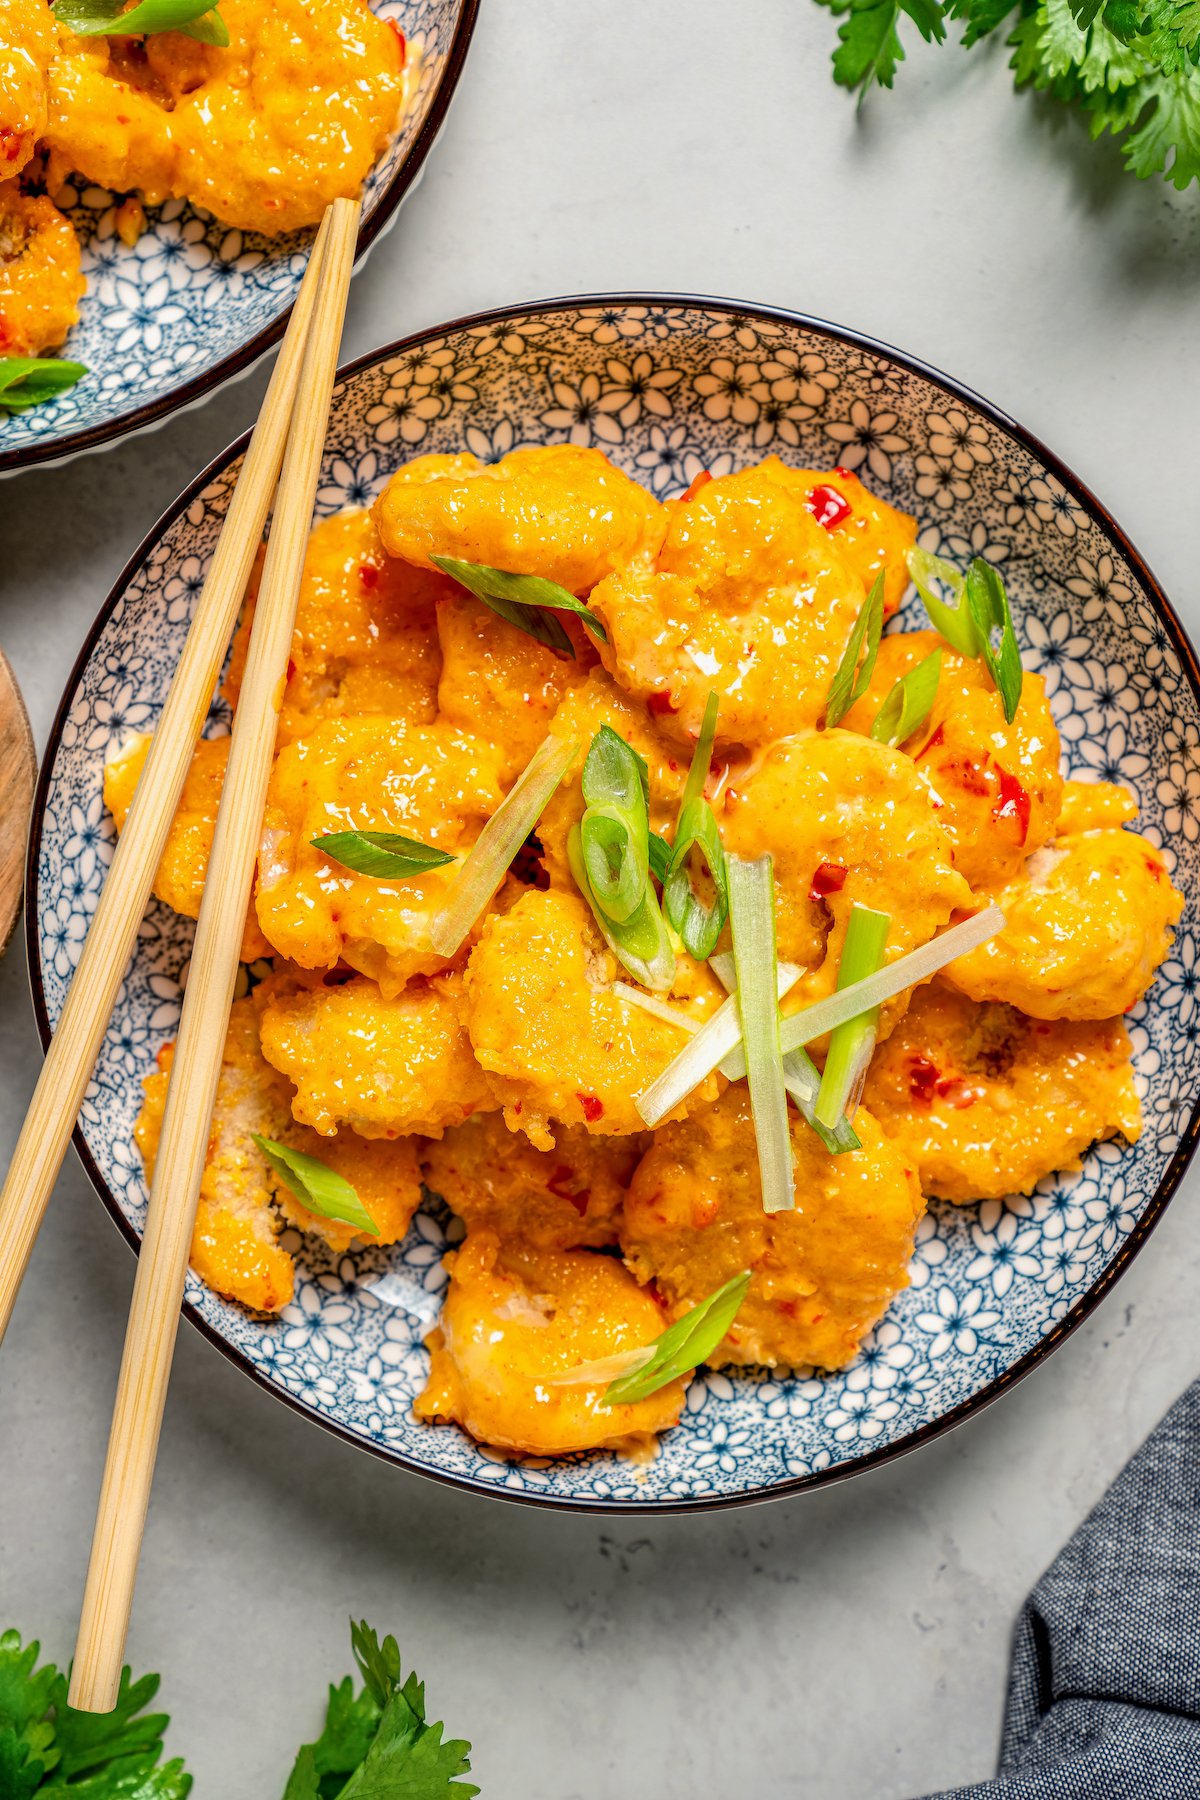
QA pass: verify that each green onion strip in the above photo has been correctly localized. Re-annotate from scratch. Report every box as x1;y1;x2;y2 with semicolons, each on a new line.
727;855;794;1214
812;905;891;1130
663;691;729;962
634;962;804;1128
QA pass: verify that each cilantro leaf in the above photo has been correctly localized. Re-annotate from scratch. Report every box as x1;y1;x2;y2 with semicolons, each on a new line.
0;1632;59;1788
1121;66;1200;181
816;0;948;91
49;1665;172;1779
336;1677;479;1800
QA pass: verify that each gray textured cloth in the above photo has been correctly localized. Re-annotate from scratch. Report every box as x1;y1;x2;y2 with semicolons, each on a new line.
925;1382;1200;1798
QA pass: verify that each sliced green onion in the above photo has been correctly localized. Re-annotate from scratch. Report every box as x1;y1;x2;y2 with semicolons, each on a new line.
569;824;675;992
709;955;860;1154
53;0;228;44
311;829;454;879
813;905;890;1130
680;691;720;812
965;559;1023;724
0;357;88;412
907;547;983;657
870;648;943;747
253;1136;378;1238
603;1271;753;1404
635;963;803;1127
577;726;651;923
648;830;673;884
430;735;578;957
727;856;794;1213
431;555;607;659
613;981;703;1033
824;572;885;727
662;691;728;961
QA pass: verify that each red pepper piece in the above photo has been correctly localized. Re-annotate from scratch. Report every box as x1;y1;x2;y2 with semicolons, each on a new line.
359;562;380;590
806;484;853;530
810;861;848;902
681;469;713;502
994;767;1031;845
909;1056;939;1101
576;1093;604;1122
648;691;679;716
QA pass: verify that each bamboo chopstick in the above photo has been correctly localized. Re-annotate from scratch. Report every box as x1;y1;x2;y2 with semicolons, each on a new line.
67;196;361;1713
0;209;335;1347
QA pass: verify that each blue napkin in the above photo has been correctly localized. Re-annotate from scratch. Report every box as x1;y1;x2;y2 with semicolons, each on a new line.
924;1382;1200;1798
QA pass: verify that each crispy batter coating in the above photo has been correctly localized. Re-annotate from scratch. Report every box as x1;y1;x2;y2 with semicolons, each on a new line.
223;510;443;746
863;982;1141;1202
719;729;971;1020
0;180;83;356
374;445;666;595
1056;778;1138;834
136;995;422;1312
621;1089;924;1372
590;459;871;751
846;632;1063;889
257;967;496;1140
754;462;916;616
0;0;56;181
464;888;722;1150
943;827;1182;1021
44;0;406;235
422;1113;643;1251
435;590;596;783
415;1231;686;1456
104;732;269;963
256;717;506;993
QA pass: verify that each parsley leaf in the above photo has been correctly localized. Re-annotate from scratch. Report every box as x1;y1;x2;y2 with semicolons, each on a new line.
815;0;947;90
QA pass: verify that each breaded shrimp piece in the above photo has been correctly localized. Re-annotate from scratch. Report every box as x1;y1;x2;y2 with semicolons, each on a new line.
255;717;506;993
536;669;687;886
374;445;666;596
223;510;443;746
862;983;1141;1201
1056;778;1138;834
0;181;84;357
137;995;422;1312
45;0;406;235
415;1231;686;1456
719;730;971;1019
621;1089;924;1372
422;1113;643;1252
435;590;597;783
589;460;869;752
463;888;723;1150
256;967;497;1140
943;828;1182;1021
845;632;1063;889
0;0;56;180
756;460;916;616
104;732;270;963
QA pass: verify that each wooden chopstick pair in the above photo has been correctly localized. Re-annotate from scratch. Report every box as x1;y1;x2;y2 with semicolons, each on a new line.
0;195;361;1713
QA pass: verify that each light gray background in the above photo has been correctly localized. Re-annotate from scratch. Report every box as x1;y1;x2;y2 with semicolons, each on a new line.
1;3;1198;1794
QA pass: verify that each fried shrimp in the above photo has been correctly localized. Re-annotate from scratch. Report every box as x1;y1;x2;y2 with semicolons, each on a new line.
0;180;84;357
0;0;56;181
754;460;917;616
415;1231;687;1456
621;1089;924;1372
862;983;1141;1201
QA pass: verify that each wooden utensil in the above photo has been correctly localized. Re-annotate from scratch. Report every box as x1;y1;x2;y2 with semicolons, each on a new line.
0;649;35;955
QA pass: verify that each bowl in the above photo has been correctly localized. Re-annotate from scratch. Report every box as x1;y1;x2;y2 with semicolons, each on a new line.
0;0;478;477
28;296;1200;1510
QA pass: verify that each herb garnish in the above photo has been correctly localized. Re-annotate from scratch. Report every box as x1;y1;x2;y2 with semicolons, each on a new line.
0;358;87;412
870;647;943;746
568;726;676;991
907;548;1023;724
253;1136;380;1238
53;0;229;46
813;905;891;1129
601;1271;753;1404
311;829;455;879
824;572;885;727
663;691;730;962
728;855;794;1213
430;555;607;658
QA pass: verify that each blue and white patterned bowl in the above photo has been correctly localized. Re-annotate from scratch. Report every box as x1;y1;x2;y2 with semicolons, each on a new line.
28;298;1200;1511
0;0;478;477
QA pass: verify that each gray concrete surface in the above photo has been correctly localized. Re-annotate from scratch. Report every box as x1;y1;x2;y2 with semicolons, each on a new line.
1;2;1198;1794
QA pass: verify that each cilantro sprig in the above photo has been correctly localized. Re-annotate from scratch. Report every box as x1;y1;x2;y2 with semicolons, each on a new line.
813;0;1200;186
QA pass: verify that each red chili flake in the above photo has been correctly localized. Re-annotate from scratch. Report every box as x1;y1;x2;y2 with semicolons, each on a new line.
778;1300;798;1320
1144;857;1163;881
914;724;945;762
909;1056;940;1101
681;469;713;503
648;691;678;716
833;467;856;482
388;18;407;62
806;483;853;530
286;658;297;681
994;766;1031;845
577;1093;605;1122
359;562;380;590
810;861;847;902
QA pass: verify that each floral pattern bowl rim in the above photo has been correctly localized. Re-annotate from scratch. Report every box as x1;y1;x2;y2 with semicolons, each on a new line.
26;293;1200;1512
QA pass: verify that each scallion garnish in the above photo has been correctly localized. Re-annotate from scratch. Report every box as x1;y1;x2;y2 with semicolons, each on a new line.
663;691;729;962
907;547;980;656
635;962;804;1127
579;725;651;924
311;829;455;879
569;823;676;992
0;357;88;412
53;0;229;45
823;571;884;727
612;981;703;1033
429;734;579;957
727;856;793;1213
907;548;1023;723
603;1271;752;1404
430;555;607;659
252;1136;379;1237
813;905;890;1130
648;830;673;884
869;648;943;747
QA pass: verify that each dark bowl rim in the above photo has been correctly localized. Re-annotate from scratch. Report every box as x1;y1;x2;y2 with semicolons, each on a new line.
0;0;481;479
26;290;1200;1515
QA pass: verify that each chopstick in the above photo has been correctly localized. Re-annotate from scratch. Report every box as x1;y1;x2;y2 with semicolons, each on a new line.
0;208;335;1346
67;195;361;1713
